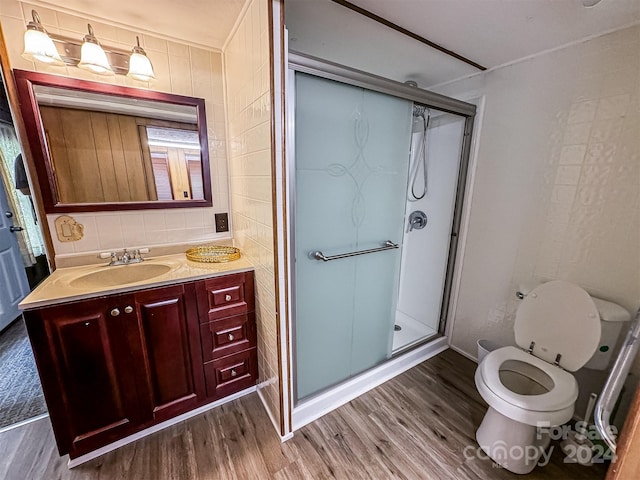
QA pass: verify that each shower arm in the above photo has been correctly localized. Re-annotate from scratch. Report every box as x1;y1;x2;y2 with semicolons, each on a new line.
594;306;640;453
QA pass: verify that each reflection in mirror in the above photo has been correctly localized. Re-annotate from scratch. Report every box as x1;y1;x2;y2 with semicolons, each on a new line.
144;126;203;201
14;70;212;213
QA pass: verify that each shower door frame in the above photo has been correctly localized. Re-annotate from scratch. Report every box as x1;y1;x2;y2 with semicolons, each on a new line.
287;52;476;406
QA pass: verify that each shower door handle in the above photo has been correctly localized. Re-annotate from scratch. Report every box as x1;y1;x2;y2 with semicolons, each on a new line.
312;241;399;262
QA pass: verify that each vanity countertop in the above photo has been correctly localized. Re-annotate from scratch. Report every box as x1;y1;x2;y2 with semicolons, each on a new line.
19;253;254;310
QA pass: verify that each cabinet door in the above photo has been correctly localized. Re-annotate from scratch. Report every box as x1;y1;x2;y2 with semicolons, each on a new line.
24;296;143;456
133;284;205;422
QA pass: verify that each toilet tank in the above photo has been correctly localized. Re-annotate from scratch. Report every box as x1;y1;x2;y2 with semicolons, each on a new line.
584;297;631;370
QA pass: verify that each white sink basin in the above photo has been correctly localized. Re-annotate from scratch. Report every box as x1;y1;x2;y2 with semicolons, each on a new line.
69;263;172;289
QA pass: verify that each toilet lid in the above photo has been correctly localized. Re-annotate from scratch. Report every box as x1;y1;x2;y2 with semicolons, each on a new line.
515;280;600;372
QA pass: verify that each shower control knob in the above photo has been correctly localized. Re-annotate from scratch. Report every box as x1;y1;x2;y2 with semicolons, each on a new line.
407;211;428;232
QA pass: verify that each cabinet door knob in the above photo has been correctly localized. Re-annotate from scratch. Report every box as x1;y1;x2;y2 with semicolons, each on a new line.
230;369;237;377
110;308;120;317
228;333;235;341
225;294;232;301
124;306;133;314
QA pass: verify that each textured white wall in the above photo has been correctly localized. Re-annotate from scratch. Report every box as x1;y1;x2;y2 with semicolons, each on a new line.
434;25;640;363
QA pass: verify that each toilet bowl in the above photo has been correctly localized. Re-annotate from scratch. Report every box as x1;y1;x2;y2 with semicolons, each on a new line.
474;280;600;474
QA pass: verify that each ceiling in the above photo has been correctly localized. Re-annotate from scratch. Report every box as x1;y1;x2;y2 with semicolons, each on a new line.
32;0;640;85
286;0;640;87
349;0;640;69
36;0;246;49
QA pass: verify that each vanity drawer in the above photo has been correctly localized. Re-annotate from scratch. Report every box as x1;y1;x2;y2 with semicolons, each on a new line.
204;348;257;399
200;313;256;362
196;272;255;322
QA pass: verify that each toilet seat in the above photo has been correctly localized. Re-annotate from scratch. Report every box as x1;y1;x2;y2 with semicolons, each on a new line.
478;346;578;411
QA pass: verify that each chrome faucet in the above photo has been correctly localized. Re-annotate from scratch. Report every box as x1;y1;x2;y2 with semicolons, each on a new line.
99;248;149;266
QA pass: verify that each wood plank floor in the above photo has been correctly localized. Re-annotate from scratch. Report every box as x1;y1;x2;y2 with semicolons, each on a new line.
0;349;608;479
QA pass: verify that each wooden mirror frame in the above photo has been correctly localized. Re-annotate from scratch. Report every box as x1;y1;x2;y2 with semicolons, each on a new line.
14;69;213;213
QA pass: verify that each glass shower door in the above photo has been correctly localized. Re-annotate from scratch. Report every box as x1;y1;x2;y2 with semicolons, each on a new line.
294;73;412;400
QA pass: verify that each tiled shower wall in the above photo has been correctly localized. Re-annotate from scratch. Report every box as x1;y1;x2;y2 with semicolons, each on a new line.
434;25;640;363
224;0;281;430
0;0;230;260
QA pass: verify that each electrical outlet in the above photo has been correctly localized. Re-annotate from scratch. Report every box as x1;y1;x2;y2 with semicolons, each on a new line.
215;213;229;232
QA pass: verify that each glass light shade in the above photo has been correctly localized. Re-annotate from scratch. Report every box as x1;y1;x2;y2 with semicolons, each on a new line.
22;29;64;65
78;41;113;75
127;51;156;81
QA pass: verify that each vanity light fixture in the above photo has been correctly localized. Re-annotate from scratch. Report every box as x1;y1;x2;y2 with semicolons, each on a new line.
21;10;64;65
127;37;156;81
77;24;113;75
21;10;156;81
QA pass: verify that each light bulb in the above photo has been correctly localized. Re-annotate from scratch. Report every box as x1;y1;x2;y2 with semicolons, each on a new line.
127;37;155;81
77;24;114;76
22;10;64;66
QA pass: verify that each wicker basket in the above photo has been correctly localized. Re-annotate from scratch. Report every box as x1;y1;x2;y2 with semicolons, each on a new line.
185;245;241;263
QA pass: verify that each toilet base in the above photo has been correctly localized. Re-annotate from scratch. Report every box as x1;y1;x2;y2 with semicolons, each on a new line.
476;407;551;474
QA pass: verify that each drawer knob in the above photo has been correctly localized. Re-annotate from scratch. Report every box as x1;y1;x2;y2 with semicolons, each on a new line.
110;308;120;317
124;306;133;314
228;333;235;341
230;369;237;377
225;294;232;301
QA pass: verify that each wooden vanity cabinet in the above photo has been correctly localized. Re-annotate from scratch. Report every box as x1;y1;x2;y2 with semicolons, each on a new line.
24;273;256;460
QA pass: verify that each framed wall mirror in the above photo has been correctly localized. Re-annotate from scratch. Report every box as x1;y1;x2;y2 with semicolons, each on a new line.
14;70;212;213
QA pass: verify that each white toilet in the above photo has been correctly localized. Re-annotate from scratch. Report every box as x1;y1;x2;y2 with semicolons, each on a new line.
474;280;601;474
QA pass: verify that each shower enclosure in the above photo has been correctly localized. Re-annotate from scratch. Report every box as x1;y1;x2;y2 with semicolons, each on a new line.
394;109;468;353
288;54;475;403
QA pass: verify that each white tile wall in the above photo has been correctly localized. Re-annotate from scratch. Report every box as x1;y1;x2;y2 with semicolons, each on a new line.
224;0;282;431
0;0;232;260
434;26;640;366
